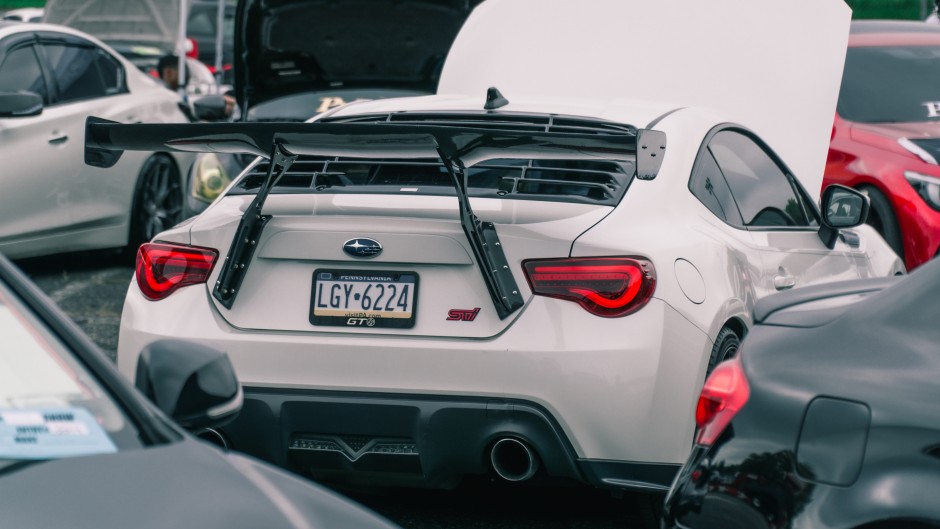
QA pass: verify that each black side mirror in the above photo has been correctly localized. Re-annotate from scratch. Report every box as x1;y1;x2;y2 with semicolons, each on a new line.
818;184;869;248
135;340;242;430
191;94;229;121
0;91;42;117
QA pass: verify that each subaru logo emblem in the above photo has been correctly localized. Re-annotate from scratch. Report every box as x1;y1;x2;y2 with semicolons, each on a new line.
343;238;383;258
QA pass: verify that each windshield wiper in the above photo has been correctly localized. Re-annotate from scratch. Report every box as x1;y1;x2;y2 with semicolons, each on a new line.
213;143;297;308
0;459;48;477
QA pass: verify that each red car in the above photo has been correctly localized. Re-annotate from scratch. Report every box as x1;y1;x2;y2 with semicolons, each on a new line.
826;20;940;270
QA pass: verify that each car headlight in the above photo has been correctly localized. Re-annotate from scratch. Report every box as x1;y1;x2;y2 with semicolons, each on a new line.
191;153;231;203
905;171;940;211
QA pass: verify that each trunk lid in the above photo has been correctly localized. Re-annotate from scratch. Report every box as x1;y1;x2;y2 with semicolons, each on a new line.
190;194;611;338
84;113;647;329
234;0;482;113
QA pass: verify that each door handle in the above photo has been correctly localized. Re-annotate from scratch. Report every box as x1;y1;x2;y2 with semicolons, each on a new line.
774;274;796;290
48;132;68;145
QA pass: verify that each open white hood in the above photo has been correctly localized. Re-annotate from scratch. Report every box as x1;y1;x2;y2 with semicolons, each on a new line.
43;0;182;51
439;0;851;195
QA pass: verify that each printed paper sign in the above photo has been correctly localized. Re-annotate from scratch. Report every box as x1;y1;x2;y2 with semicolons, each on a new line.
0;408;117;459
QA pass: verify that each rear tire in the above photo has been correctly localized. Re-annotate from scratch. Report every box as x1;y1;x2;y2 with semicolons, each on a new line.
859;185;904;260
707;327;740;375
127;155;182;254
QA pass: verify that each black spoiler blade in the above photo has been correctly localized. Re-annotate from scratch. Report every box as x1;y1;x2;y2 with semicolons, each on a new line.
84;117;640;169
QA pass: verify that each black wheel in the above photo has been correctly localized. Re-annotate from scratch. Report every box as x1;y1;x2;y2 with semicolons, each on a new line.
128;155;182;251
707;327;740;375
859;185;904;260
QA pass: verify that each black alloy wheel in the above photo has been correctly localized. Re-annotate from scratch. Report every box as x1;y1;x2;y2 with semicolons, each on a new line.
129;155;183;251
859;185;904;260
707;327;740;375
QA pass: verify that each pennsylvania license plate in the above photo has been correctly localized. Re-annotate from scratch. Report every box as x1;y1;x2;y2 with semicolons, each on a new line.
310;269;418;329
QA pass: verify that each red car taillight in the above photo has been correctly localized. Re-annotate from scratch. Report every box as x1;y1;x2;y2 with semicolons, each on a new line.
522;257;656;317
136;243;218;301
695;356;750;446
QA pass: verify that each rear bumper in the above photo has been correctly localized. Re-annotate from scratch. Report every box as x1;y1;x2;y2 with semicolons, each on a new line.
118;282;711;488
220;386;679;490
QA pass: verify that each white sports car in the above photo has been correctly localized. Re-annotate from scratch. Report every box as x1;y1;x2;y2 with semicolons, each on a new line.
0;22;194;259
87;0;901;512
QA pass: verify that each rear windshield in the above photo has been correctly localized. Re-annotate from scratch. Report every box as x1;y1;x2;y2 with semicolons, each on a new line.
839;45;940;123
230;157;636;206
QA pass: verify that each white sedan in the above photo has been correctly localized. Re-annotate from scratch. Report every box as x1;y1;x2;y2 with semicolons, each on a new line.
0;22;194;259
87;0;901;520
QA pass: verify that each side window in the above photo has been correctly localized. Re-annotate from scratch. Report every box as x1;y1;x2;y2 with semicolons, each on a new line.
42;43;108;104
0;45;47;102
689;149;744;225
93;49;125;95
708;130;818;228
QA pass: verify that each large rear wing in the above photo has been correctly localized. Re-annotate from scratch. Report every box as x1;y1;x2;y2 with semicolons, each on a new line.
85;117;663;169
85;117;665;317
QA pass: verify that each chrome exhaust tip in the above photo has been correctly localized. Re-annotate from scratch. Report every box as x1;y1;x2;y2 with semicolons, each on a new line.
490;437;539;482
195;427;229;449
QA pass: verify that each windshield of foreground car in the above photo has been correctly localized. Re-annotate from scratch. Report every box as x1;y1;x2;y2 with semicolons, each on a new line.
0;282;141;467
839;45;940;123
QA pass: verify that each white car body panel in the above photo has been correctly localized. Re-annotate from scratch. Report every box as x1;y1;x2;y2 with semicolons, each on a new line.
111;0;904;490
0;23;194;259
439;0;851;195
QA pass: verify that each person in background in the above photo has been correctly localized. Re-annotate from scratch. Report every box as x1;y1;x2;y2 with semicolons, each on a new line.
927;0;940;23
158;54;236;118
157;54;182;90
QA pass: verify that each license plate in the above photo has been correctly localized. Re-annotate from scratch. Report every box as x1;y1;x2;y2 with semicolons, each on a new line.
310;269;418;329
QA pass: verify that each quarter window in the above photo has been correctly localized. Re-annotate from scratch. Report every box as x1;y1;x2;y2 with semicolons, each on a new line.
689;149;743;225
0;45;47;102
708;130;817;228
94;50;123;94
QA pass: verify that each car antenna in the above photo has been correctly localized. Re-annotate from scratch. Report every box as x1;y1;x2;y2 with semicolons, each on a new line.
484;87;509;110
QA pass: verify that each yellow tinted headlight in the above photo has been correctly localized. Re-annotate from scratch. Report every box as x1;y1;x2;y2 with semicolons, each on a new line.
191;153;230;202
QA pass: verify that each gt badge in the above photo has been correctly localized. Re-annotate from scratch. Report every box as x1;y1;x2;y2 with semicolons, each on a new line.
447;308;480;321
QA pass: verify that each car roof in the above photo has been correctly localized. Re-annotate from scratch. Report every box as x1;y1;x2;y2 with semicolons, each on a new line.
0;22;133;55
849;19;940;46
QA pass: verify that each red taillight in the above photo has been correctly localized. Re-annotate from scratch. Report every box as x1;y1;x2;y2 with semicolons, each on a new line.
522;257;656;317
695;356;750;446
136;243;218;301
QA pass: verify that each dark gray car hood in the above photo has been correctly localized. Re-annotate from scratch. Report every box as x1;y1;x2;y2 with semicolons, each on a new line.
0;438;398;529
235;0;481;112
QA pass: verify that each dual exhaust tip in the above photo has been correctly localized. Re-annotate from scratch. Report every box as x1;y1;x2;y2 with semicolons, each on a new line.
490;437;539;482
195;427;230;449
